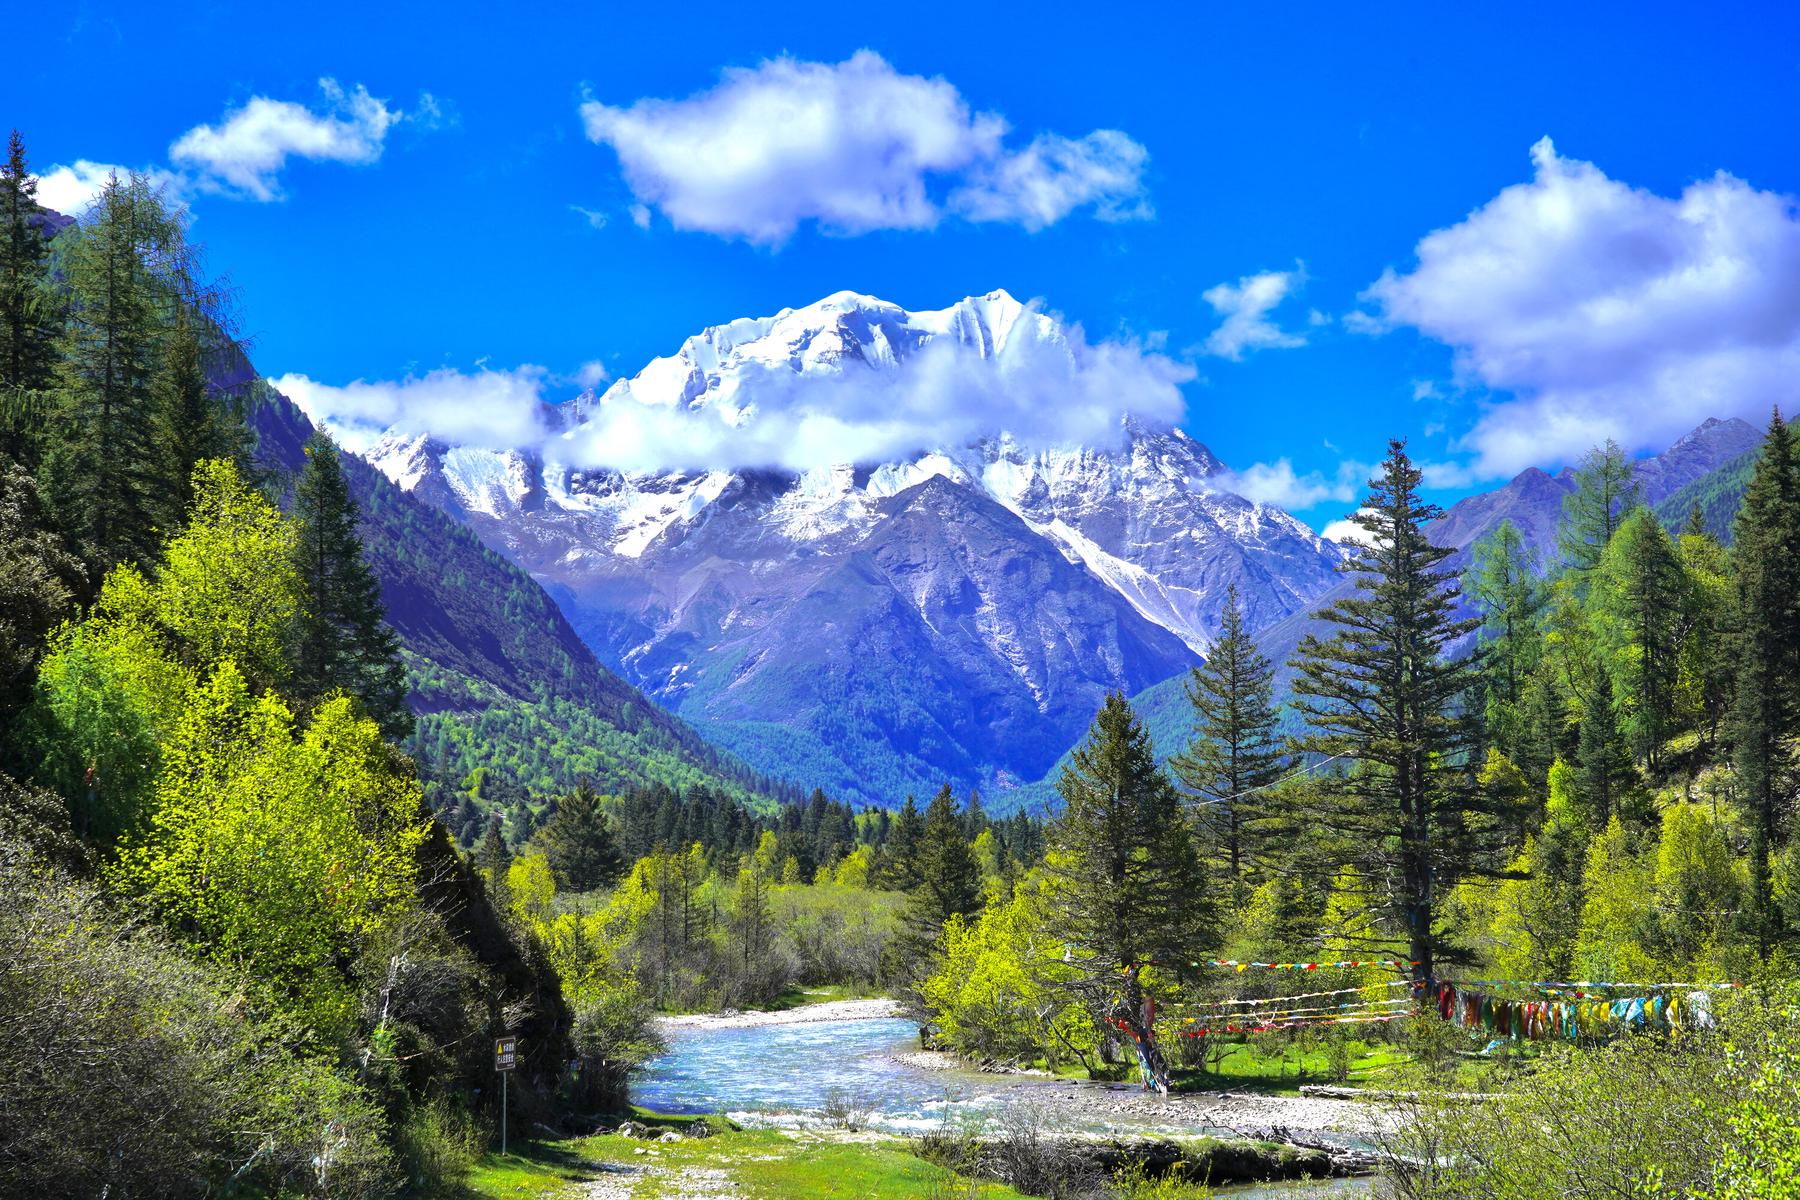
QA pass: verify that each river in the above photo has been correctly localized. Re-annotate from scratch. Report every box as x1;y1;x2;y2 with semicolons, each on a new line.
633;1013;1374;1197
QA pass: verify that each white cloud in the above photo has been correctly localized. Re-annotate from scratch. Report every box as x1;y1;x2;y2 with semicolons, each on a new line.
170;78;401;201
573;360;609;388
629;203;652;230
949;129;1151;230
579;51;1150;246
37;160;185;214
1200;268;1308;360
1321;508;1378;545
559;317;1191;472
1218;456;1370;510
277;311;1191;474
1364;137;1800;477
571;204;608;230
273;365;550;454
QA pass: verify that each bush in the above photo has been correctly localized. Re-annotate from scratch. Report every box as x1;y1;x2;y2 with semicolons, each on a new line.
568;980;667;1110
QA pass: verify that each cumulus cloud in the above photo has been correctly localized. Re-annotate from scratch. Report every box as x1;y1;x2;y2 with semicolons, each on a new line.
1217;456;1371;511
1320;508;1378;546
949;130;1151;230
171;79;401;200
273;366;551;454
1200;268;1308;360
579;51;1150;245
1363;137;1800;477
36;160;186;214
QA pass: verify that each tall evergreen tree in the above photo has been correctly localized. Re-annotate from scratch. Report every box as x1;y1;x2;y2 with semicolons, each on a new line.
42;173;182;573
1592;507;1689;769
1463;519;1544;755
290;431;411;737
1289;441;1484;985
899;784;984;969
1168;583;1285;887
1049;693;1212;1094
1;130;57;462
536;779;623;892
1729;408;1800;959
885;794;926;890
1558;439;1641;577
1575;665;1634;829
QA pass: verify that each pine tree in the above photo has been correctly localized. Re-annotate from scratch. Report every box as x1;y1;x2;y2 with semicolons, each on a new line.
1289;440;1484;985
42;172;181;572
478;816;511;883
536;779;623;892
1729;408;1800;960
290;431;411;737
1049;692;1212;1094
1168;583;1285;887
1514;665;1569;790
1558;439;1641;577
149;308;219;525
1576;666;1634;829
1;130;57;462
899;784;984;969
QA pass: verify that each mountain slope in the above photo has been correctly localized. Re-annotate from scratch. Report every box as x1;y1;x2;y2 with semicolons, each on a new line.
244;383;794;823
353;290;1350;806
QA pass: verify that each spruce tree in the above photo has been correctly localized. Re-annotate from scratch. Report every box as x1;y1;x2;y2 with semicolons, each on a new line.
42;173;178;572
886;794;926;890
536;779;623;892
290;430;411;737
149;308;219;525
1050;693;1212;1094
1558;439;1641;577
1575;665;1634;829
1289;440;1484;985
1;130;57;462
1729;408;1800;959
1168;583;1285;887
899;784;984;969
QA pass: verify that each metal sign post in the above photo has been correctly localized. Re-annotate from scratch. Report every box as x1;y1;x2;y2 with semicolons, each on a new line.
495;1037;517;1154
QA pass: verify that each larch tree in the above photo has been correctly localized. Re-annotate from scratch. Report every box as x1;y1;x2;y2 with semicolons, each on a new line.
1592;507;1689;769
290;430;411;738
1463;518;1544;756
1289;440;1485;986
1049;692;1213;1094
1168;583;1285;889
1558;439;1641;578
1729;408;1800;960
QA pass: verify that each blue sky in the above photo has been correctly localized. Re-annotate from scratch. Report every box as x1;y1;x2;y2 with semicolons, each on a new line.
11;1;1800;532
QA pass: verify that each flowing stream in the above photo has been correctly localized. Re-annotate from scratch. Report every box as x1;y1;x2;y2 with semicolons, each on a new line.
633;1015;1373;1196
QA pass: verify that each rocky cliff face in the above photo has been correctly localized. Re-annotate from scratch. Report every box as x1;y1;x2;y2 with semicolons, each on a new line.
355;290;1350;804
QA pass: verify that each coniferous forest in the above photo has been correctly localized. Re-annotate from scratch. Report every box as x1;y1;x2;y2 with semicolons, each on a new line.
4;54;1800;1200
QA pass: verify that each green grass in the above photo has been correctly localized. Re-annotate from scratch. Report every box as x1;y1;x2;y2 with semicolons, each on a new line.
1171;1040;1412;1096
452;1117;1028;1199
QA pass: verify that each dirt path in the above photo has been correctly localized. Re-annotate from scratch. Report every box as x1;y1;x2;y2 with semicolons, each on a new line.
581;1160;744;1199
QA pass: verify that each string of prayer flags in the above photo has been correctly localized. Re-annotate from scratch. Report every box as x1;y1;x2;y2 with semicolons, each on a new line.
1430;980;1719;1042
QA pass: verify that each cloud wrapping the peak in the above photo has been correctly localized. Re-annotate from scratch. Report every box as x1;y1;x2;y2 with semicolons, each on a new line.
171;79;401;200
274;366;550;454
580;52;1150;245
277;303;1192;474
1364;137;1800;476
1201;269;1308;360
1218;456;1370;511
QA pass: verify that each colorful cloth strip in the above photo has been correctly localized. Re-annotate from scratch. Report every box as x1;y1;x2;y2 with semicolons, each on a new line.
1460;978;1743;991
1177;998;1412;1022
1431;980;1718;1041
1177;1013;1407;1038
1188;959;1420;972
1170;981;1416;1008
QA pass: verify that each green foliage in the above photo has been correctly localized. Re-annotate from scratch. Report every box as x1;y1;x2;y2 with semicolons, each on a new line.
533;778;624;892
0;455;83;753
1558;438;1642;576
901;784;988;971
1464;518;1544;754
1592;507;1689;767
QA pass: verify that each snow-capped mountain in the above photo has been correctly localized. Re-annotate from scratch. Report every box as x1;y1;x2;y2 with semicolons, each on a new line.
360;290;1349;804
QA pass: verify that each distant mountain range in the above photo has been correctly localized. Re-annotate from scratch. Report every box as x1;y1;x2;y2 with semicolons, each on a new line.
355;291;1350;805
